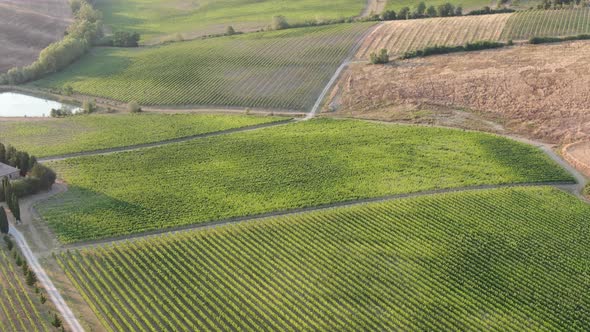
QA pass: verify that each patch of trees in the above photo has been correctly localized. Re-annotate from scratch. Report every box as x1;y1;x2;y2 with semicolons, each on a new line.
466;7;515;15
380;2;463;21
98;31;141;47
0;0;102;85
538;0;584;9
529;33;590;44
401;40;507;59
2;178;20;222
0;143;56;199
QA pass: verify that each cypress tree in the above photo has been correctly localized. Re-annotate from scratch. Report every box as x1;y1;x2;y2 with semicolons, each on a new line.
0;208;8;234
9;193;20;222
0;143;5;163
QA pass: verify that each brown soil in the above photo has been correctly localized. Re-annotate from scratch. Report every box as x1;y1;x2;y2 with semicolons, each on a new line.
328;40;590;145
0;0;72;73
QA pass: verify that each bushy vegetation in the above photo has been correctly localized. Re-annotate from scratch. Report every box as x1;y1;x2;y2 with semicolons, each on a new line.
466;6;515;15
58;187;590;330
529;33;590;43
0;0;102;85
401;40;506;58
33;24;373;110
370;49;389;64
0;113;287;157
38;119;573;243
0;143;56;200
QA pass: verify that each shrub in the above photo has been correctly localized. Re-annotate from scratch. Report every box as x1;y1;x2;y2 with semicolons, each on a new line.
370;49;389;64
271;15;289;30
226;26;236;36
112;31;140;47
402;41;505;59
381;10;397;20
82;99;97;114
30;164;57;191
127;101;142;113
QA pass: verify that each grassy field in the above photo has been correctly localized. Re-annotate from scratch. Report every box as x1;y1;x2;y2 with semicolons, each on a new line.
356;13;511;58
33;24;372;111
57;187;590;331
0;113;286;157
501;8;590;40
0;242;52;331
38;119;573;243
96;0;367;43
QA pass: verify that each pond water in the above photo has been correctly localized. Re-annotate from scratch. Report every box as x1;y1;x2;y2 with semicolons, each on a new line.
0;92;80;117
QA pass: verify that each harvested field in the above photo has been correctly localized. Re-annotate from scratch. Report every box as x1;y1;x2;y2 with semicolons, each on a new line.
562;141;590;178
0;0;72;73
356;14;512;59
332;40;590;144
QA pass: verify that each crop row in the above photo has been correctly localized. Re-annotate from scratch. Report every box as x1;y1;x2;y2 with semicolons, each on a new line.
57;187;590;331
501;8;590;40
34;23;373;111
0;249;50;332
37;119;572;243
357;13;511;58
0;113;286;158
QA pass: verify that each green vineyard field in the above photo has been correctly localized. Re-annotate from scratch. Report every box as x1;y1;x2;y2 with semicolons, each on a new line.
96;0;367;43
0;246;51;331
501;8;590;40
58;187;590;331
33;24;373;111
39;119;572;243
0;113;286;157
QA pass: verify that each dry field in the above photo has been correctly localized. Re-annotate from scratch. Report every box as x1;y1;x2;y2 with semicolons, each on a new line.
0;0;72;73
329;40;590;144
356;13;512;59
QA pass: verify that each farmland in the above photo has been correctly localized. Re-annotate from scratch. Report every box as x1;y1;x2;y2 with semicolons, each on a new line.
501;8;590;40
96;0;367;44
0;241;52;331
32;23;373;111
37;119;572;243
356;13;511;58
0;0;71;73
334;40;590;144
0;113;286;158
58;186;590;331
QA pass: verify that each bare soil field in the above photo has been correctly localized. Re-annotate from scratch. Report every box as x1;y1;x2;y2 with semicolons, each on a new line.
329;40;590;144
0;0;72;73
355;13;512;59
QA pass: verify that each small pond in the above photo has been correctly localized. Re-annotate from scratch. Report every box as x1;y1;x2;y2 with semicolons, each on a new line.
0;92;80;117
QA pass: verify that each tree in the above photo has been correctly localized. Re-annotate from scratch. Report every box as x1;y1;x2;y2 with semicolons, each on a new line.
398;7;411;19
455;5;463;15
127;101;142;113
0;143;5;163
415;2;427;16
9;193;20;222
271;15;289;30
381;10;396;20
30;164;56;190
16;151;30;176
0;208;8;234
51;313;62;328
426;5;437;16
112;31;140;47
26;269;37;286
82;99;97;114
226;26;236;36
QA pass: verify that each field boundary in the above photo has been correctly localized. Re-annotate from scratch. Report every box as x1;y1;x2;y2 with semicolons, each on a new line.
563;141;590;178
38;118;295;162
63;181;577;250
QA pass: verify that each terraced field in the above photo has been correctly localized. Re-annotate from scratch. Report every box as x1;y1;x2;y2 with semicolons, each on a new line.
96;0;367;43
33;24;373;111
501;8;590;40
0;113;286;157
0;244;51;331
57;187;590;331
38;119;572;243
356;13;511;58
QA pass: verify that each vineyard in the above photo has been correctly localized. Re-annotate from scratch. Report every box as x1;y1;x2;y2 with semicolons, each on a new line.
96;0;367;43
0;113;286;157
38;119;572;243
33;23;373;110
501;8;590;40
0;244;51;331
356;14;511;58
57;187;590;331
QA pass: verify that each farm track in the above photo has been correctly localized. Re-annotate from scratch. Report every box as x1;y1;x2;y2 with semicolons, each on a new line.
8;227;84;332
38;119;295;162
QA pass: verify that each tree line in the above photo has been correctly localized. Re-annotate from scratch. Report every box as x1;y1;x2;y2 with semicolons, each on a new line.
0;0;102;85
0;143;57;199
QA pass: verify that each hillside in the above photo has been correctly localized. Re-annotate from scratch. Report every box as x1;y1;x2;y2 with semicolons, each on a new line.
0;0;72;73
